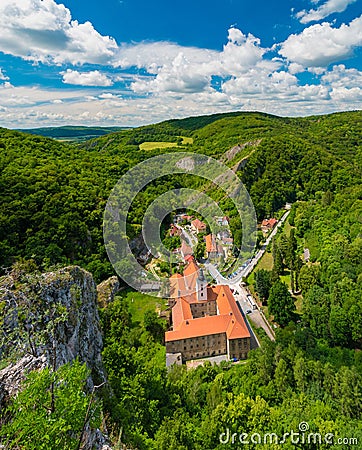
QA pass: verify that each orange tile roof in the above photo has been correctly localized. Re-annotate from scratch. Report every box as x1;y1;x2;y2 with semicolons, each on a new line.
262;218;278;228
181;240;193;257
191;218;206;230
183;260;199;291
171;297;193;329
205;234;217;253
169;273;185;298
183;260;199;276
166;314;231;341
169;260;201;298
166;277;250;342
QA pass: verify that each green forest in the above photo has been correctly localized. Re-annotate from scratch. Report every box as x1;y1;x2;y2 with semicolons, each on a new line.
0;110;361;449
18;125;128;142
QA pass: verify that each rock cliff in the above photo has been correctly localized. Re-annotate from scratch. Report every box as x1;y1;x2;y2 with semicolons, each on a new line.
97;275;120;308
0;265;111;449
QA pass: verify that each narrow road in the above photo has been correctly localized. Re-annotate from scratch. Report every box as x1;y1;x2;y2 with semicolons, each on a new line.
204;209;291;341
234;286;275;341
177;225;197;248
209;209;291;285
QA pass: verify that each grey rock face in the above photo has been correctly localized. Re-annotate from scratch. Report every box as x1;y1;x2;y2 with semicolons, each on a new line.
0;354;47;410
97;276;120;307
1;266;105;382
0;266;112;449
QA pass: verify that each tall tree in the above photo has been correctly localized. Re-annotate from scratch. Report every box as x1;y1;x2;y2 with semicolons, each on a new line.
268;280;295;327
255;269;272;301
298;264;320;294
272;238;284;276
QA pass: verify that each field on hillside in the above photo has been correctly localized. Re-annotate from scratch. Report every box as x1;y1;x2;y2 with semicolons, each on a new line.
139;136;193;150
1;110;360;284
139;141;179;150
1;110;362;450
119;289;168;324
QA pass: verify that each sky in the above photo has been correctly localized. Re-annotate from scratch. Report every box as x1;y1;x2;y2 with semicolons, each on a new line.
0;0;361;128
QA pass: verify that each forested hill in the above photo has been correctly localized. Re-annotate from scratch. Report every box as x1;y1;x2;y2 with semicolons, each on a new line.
84;111;362;219
0;111;362;449
17;125;128;142
0;111;361;281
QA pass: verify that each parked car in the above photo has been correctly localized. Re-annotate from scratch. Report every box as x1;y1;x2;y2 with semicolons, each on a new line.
246;309;252;314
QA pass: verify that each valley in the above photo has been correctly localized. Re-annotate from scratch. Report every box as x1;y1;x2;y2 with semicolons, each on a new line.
0;110;361;449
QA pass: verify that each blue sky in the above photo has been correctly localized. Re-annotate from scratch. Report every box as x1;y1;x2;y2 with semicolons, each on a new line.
0;0;361;128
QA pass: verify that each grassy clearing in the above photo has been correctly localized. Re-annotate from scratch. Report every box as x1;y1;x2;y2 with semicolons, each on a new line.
139;136;193;151
283;220;292;237
117;289;167;324
139;141;179;151
280;271;291;289
247;251;274;285
294;295;303;313
181;136;193;144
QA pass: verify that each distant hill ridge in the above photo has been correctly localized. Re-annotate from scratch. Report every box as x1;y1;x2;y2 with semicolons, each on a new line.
0;108;360;279
17;125;131;142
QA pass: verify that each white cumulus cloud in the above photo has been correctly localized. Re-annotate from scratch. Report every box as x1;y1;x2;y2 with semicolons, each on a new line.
1;18;362;128
0;0;118;64
114;41;217;74
61;69;114;86
124;28;269;94
297;0;357;24
322;64;362;88
279;15;362;68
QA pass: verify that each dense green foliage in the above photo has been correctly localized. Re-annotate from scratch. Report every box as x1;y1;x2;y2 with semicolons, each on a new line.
1;111;360;281
254;269;272;301
0;110;361;448
294;186;362;348
18;125;127;141
1;360;100;450
0;128;141;281
99;292;362;449
268;280;295;327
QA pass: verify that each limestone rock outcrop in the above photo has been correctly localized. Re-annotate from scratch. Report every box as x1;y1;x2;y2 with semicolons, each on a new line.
97;275;120;307
0;266;111;449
